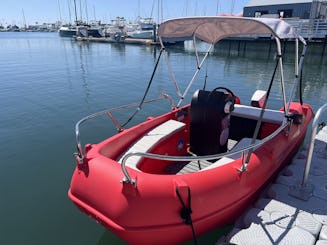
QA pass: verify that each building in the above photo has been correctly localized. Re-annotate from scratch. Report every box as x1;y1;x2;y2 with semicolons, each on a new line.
243;0;327;20
242;0;327;40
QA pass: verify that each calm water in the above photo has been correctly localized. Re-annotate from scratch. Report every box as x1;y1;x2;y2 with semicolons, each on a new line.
0;32;326;245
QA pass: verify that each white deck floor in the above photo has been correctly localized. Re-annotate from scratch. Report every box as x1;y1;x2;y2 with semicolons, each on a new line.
217;126;327;245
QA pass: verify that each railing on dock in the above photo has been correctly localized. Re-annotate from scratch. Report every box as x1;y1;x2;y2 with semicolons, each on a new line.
285;19;327;40
290;102;327;200
302;102;327;187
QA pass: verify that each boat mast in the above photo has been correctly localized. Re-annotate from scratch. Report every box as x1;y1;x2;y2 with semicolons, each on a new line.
84;0;89;23
185;0;188;16
158;0;160;24
22;8;27;29
230;0;235;14
138;0;140;18
73;0;78;24
93;5;96;21
160;0;163;23
67;0;72;25
216;0;220;15
79;0;83;23
57;0;62;24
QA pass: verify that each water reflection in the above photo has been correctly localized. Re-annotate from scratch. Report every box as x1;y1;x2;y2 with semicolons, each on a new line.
77;43;90;103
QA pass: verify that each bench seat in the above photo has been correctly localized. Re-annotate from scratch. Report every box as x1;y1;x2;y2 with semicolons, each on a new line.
200;137;261;171
118;119;186;171
231;104;284;124
176;138;261;174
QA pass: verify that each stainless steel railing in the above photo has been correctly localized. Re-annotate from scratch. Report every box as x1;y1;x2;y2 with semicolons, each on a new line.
301;102;327;188
121;121;290;186
74;94;175;164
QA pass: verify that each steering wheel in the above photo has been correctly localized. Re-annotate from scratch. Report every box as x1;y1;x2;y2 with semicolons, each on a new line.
212;87;235;98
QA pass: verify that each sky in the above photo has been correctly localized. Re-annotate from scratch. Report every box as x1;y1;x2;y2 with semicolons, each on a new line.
0;0;250;27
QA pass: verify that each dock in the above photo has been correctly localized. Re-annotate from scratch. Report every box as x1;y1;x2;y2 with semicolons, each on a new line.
75;36;159;45
217;124;327;245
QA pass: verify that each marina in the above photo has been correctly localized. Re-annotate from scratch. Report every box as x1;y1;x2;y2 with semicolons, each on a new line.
0;15;327;245
220;117;327;245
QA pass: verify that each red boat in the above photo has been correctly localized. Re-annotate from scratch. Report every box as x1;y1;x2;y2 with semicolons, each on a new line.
68;17;314;244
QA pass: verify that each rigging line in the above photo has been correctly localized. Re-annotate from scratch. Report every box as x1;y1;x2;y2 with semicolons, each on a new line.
121;48;164;128
245;55;281;164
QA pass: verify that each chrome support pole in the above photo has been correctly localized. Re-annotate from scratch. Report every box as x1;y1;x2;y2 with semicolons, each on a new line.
176;43;213;108
275;38;287;114
286;44;307;114
295;38;299;77
302;103;327;187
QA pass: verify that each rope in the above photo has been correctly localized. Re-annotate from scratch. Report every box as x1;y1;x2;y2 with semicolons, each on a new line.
203;63;208;90
299;69;303;105
245;55;280;164
121;48;164;128
176;187;198;245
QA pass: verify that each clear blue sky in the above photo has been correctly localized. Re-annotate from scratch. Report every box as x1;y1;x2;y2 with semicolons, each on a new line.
0;0;249;27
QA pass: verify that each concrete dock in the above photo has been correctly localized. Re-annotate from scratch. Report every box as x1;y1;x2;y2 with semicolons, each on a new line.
218;125;327;245
75;36;159;45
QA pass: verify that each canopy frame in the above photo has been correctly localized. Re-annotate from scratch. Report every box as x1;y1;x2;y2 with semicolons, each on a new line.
157;17;306;115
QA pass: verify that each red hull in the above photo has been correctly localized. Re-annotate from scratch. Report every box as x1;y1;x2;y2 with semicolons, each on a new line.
69;103;313;245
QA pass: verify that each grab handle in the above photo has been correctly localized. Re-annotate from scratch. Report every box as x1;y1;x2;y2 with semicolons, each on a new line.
301;102;327;188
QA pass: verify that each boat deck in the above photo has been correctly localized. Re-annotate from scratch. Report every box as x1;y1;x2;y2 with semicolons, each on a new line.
217;126;327;245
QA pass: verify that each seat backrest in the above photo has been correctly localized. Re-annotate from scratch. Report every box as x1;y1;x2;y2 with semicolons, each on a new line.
190;89;234;155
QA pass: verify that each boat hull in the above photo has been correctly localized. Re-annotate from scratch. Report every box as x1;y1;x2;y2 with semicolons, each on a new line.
59;28;76;37
68;103;313;244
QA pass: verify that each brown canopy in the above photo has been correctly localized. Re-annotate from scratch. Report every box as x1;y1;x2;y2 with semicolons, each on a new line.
158;17;305;44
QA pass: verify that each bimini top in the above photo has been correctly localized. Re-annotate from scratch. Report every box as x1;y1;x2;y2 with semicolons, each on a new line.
158;17;306;44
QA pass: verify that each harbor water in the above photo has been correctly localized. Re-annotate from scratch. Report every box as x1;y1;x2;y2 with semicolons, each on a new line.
0;32;326;245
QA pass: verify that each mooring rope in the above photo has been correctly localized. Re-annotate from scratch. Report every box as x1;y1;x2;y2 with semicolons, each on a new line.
120;48;164;129
245;55;281;164
176;187;198;245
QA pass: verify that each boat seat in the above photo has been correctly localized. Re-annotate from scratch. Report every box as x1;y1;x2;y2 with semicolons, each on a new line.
200;137;262;171
176;137;261;174
231;104;284;124
118;119;186;171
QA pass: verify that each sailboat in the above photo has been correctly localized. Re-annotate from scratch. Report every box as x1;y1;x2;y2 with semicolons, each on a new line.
59;0;103;38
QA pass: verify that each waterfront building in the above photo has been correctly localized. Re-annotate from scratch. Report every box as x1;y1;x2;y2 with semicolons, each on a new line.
243;0;327;20
243;0;327;40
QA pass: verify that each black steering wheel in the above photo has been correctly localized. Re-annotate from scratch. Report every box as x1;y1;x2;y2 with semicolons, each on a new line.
212;87;235;99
